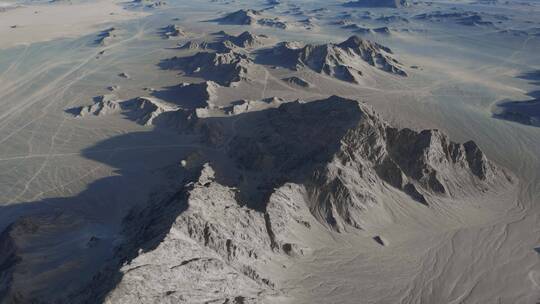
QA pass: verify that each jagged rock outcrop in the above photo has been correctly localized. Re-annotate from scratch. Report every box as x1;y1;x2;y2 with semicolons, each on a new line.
160;51;257;86
194;96;510;230
179;40;204;50
69;95;197;130
180;31;268;51
173;35;403;86
269;35;407;83
337;36;405;75
211;9;308;30
161;24;186;39
213;9;262;25
255;17;289;29
180;40;231;52
105;165;277;302
72;94;122;117
229;31;267;48
282;76;312;88
73;163;314;303
223;97;284;115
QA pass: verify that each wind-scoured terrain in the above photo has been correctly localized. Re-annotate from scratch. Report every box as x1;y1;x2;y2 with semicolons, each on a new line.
0;0;539;303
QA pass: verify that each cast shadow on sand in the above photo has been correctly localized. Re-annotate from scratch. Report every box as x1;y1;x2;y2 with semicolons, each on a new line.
493;71;540;127
0;129;193;302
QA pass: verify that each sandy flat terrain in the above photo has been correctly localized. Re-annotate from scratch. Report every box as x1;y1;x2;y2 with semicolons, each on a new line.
0;0;146;49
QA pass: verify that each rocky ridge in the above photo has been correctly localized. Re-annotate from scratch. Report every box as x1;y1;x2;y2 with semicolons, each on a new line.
167;34;406;86
72;96;511;302
212;9;312;30
68;94;198;129
270;35;407;83
3;95;514;303
179;31;268;51
161;24;187;39
161;50;257;87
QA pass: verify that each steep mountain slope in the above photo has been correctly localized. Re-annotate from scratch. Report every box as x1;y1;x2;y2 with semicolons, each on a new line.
40;96;513;303
268;36;407;83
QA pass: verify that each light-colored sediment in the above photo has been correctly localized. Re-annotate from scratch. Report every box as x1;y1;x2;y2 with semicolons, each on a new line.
0;0;146;49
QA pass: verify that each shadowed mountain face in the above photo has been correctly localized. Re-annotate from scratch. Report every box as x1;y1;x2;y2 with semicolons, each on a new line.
0;96;511;303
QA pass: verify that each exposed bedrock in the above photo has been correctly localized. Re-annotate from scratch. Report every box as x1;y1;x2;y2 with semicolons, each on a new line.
261;35;407;83
160;50;256;87
5;96;513;303
197;96;508;231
